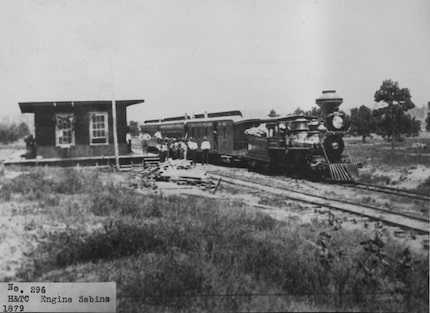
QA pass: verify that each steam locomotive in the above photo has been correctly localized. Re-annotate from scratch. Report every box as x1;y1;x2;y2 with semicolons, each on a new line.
140;90;359;181
246;90;359;180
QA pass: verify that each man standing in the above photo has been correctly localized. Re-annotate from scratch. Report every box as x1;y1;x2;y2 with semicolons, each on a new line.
180;139;188;160
187;137;198;166
126;129;132;153
139;133;150;155
160;139;169;162
201;136;211;166
24;134;36;159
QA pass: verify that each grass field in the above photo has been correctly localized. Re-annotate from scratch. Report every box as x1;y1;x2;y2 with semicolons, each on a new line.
345;135;430;194
346;136;430;166
0;167;428;312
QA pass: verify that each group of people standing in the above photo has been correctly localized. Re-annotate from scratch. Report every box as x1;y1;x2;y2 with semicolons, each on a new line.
139;134;211;166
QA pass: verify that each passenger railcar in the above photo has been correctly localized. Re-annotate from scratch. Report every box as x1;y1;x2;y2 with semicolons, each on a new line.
140;111;258;163
141;117;188;153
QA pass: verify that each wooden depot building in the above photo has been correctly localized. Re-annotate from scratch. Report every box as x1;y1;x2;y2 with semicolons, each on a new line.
9;99;158;168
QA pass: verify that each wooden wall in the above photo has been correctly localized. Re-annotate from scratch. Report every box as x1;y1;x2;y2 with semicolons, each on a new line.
32;102;129;158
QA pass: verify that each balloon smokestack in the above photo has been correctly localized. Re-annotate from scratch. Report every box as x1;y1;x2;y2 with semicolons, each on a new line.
316;90;343;117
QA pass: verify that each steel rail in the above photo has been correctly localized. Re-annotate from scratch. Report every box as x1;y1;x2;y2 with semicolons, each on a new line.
209;173;430;234
340;181;430;202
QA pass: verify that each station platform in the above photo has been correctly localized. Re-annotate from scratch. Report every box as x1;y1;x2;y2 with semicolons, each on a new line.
3;153;160;169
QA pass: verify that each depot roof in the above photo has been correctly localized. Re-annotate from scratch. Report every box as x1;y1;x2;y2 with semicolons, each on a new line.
19;99;144;113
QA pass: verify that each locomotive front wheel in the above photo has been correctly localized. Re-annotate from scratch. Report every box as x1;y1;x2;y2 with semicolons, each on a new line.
247;160;257;171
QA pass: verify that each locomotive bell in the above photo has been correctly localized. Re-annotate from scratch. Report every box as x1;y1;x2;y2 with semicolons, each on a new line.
291;118;309;131
316;90;343;118
308;119;320;131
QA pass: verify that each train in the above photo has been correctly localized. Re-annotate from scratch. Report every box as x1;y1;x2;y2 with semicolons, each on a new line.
140;90;359;181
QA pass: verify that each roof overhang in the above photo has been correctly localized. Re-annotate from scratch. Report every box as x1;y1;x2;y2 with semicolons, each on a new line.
19;99;144;113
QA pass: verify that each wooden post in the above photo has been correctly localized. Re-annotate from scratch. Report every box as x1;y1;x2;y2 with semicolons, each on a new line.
112;100;120;171
391;104;395;150
213;178;222;194
110;56;120;171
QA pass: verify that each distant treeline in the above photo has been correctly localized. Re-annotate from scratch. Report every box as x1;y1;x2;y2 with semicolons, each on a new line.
0;121;30;144
349;105;422;143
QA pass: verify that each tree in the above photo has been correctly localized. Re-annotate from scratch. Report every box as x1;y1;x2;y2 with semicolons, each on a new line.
0;121;30;144
401;114;421;137
304;107;321;117
128;120;140;136
18;122;30;138
268;109;279;117
426;102;430;132
372;110;390;139
292;107;305;115
350;105;374;143
374;79;415;149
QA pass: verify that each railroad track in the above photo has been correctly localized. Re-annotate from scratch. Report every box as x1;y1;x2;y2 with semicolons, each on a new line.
209;173;430;234
335;181;430;202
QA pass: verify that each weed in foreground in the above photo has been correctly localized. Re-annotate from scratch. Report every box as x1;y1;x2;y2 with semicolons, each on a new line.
414;176;430;195
0;168;102;202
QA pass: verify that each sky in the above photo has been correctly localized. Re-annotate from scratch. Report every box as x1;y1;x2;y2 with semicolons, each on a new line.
0;0;429;123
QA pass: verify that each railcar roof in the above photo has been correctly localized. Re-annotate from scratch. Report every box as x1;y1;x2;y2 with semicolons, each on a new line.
234;118;262;125
185;115;244;124
260;114;318;123
143;110;244;125
142;120;187;126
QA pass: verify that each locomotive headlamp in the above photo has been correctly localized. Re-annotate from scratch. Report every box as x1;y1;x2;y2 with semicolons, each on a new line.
332;116;344;129
331;142;339;150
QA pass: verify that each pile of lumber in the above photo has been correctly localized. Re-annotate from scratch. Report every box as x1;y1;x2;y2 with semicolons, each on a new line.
130;159;218;191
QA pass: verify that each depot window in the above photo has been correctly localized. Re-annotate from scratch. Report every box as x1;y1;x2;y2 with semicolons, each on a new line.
89;112;108;145
55;114;75;147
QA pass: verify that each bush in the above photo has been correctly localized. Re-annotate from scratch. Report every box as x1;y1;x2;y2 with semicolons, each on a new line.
53;169;86;194
0;170;54;201
89;187;162;218
28;217;202;275
415;176;430;195
123;252;206;307
0;121;30;144
0;168;102;202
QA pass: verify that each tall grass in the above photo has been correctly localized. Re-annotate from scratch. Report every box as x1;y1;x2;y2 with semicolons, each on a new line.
0;168;101;202
6;168;429;312
415;176;430;195
347;137;430;168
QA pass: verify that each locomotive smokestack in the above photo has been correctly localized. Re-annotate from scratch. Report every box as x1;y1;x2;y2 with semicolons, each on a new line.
316;90;343;118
